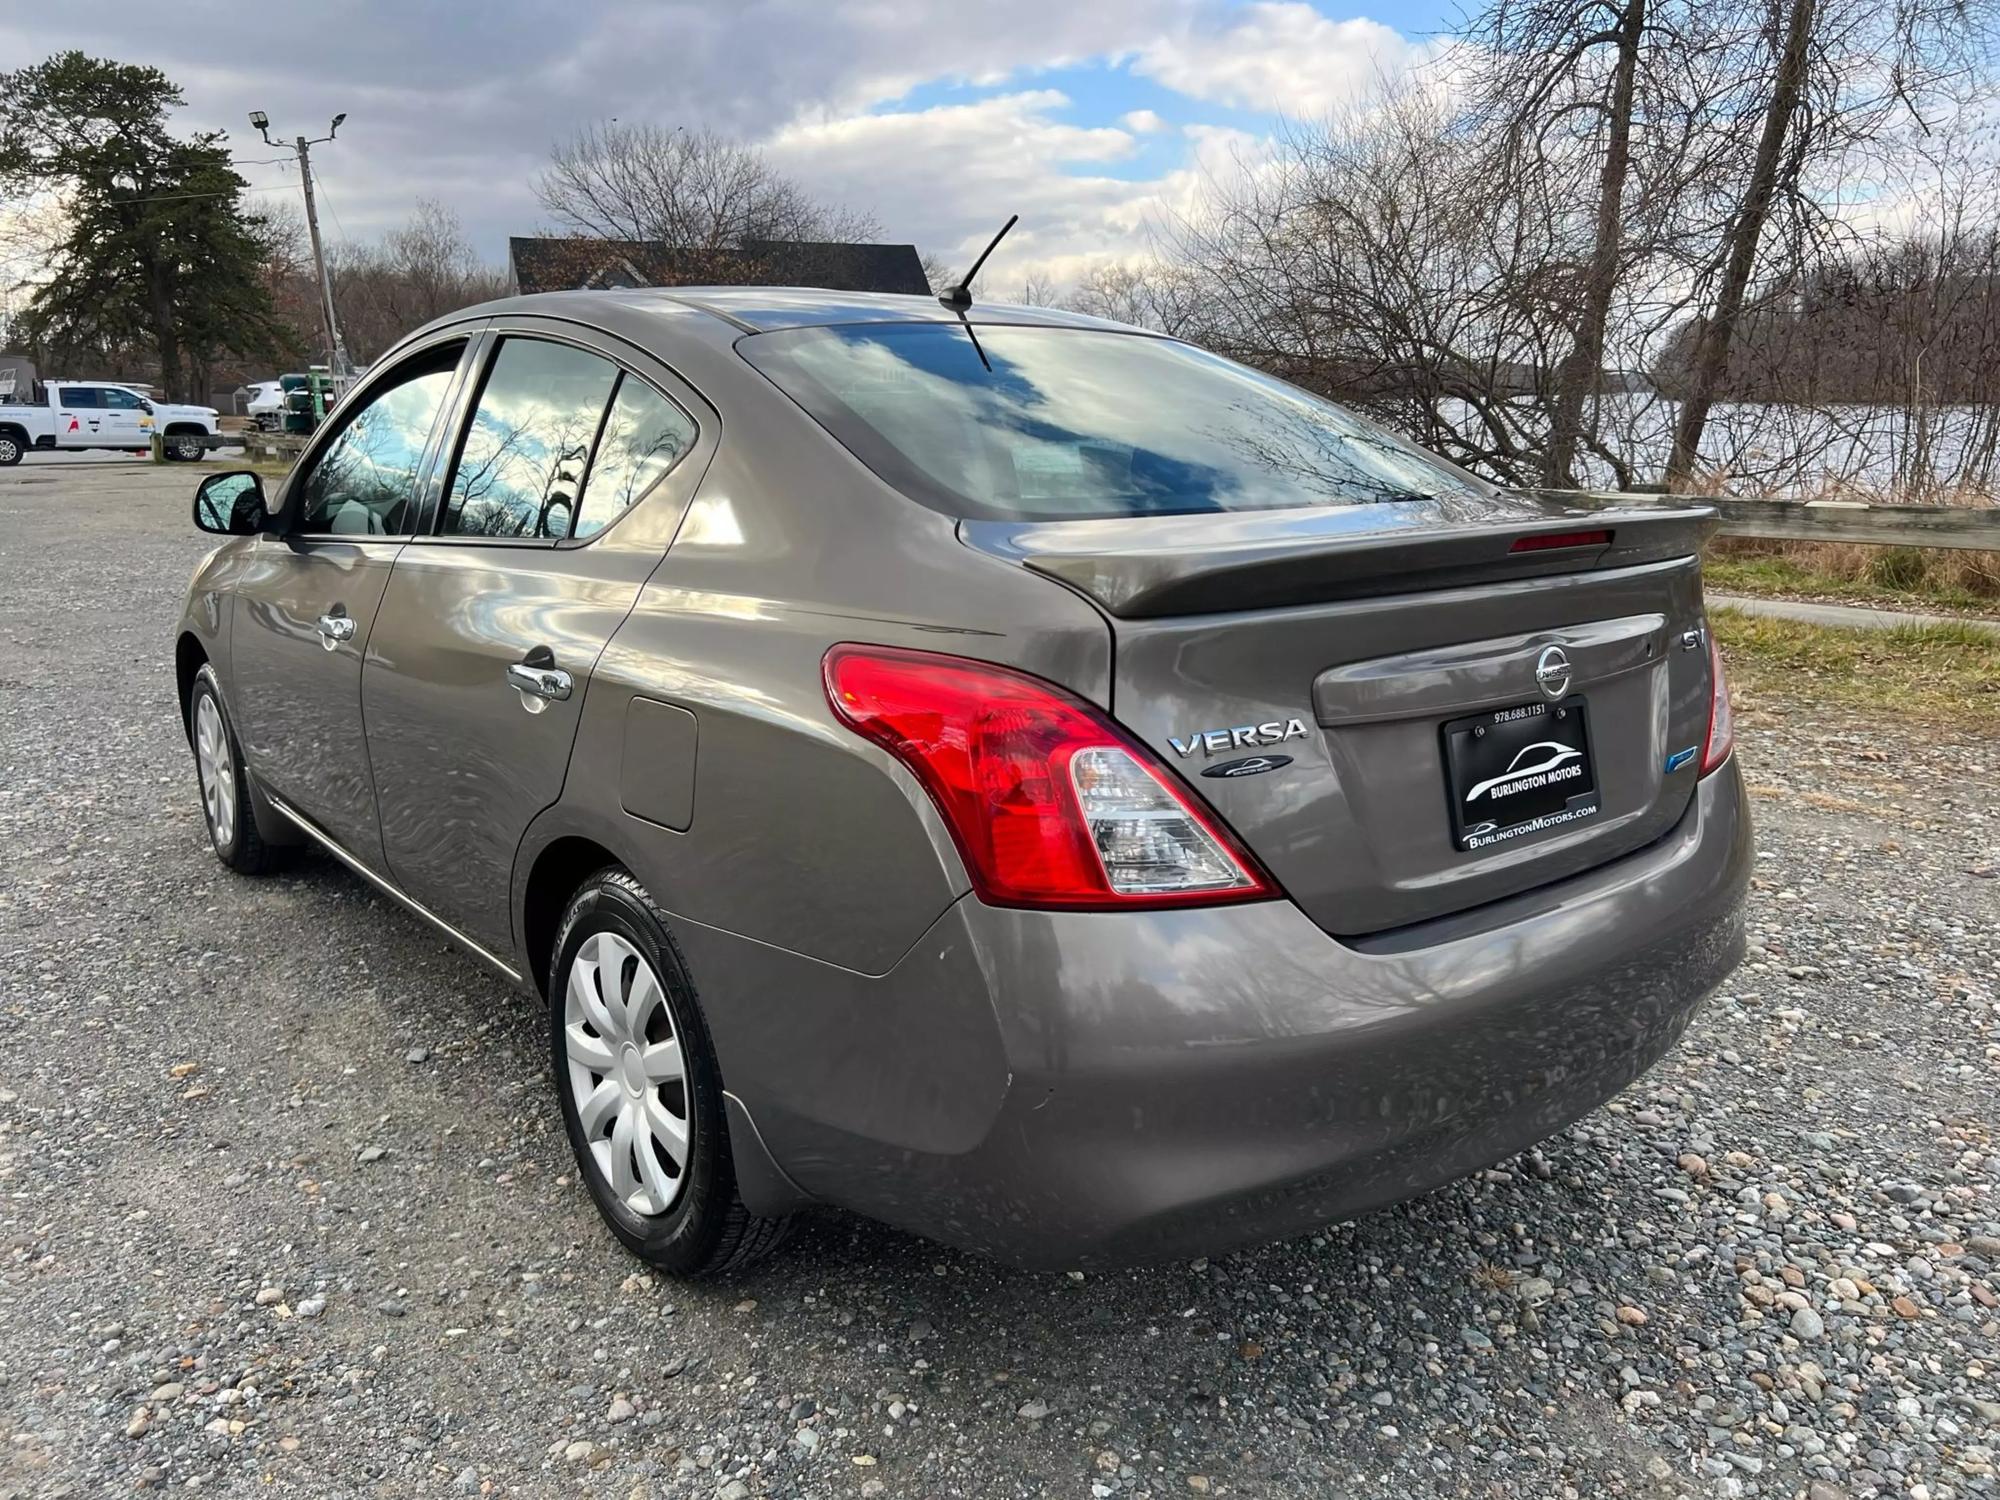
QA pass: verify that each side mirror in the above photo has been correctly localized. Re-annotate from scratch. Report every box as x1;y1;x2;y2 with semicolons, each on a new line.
194;471;269;536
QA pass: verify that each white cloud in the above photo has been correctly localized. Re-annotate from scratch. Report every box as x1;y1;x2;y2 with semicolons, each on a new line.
0;1;1436;294
766;91;1178;286
1134;2;1419;117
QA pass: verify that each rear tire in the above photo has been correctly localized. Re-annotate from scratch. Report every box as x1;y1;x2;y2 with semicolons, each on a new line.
550;869;789;1277
0;432;23;467
189;666;275;874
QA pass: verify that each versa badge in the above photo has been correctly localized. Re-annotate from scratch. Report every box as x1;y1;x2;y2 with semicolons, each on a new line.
1170;717;1309;759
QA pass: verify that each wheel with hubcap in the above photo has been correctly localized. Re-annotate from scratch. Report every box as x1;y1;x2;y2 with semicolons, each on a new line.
551;869;788;1276
166;432;206;462
0;432;22;467
189;665;274;874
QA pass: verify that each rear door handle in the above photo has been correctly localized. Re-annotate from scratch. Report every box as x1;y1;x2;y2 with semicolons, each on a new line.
506;661;573;706
316;612;356;647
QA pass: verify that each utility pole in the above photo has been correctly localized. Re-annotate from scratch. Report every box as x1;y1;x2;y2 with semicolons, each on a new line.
249;108;353;381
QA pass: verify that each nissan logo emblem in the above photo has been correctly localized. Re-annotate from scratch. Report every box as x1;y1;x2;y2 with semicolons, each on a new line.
1534;645;1572;701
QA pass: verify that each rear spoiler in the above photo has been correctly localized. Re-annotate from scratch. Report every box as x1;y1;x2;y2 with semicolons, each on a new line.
961;495;1718;618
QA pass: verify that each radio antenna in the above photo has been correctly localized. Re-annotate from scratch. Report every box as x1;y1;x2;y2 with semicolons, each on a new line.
937;215;1018;310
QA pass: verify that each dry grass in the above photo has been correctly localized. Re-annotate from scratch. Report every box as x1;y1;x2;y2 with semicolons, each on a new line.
1696;479;2000;610
1711;607;2000;729
1705;536;2000;609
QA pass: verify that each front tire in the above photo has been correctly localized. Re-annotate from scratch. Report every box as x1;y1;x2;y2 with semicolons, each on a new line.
550;869;788;1277
189;666;274;874
165;431;206;462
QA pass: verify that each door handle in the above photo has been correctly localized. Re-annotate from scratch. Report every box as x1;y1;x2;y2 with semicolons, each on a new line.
506;661;573;708
316;612;356;648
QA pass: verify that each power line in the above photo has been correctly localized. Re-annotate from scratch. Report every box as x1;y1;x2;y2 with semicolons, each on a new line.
312;170;349;244
106;183;300;206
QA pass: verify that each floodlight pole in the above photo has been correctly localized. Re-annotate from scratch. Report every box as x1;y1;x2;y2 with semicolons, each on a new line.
252;110;353;380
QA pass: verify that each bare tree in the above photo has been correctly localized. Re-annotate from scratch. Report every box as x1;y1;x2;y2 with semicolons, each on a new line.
917;251;954;295
537;121;877;248
1066;260;1206;334
378;199;503;322
266;201;509;363
1664;0;1991;483
1466;0;1800;488
1473;0;1646;488
1157;0;1996;497
1159;83;1585;485
1011;272;1061;306
1650;130;2000;498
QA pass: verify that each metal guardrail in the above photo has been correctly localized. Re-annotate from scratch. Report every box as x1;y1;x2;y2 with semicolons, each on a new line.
1543;489;2000;550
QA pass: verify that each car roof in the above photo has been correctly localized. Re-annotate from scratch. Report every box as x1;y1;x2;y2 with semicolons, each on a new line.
644;287;1133;333
462;286;1139;337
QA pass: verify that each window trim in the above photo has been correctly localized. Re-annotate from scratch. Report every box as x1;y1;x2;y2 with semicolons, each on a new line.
281;330;480;543
566;369;701;546
406;323;703;552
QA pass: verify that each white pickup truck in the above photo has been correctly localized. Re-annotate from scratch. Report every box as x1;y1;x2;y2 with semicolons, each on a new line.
0;379;223;465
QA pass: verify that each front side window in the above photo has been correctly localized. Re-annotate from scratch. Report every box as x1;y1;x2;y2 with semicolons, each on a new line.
295;349;458;536
100;387;145;409
739;324;1491;522
442;339;619;539
59;386;100;409
574;378;697;539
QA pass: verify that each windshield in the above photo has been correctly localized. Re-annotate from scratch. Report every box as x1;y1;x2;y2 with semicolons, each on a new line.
739;323;1490;523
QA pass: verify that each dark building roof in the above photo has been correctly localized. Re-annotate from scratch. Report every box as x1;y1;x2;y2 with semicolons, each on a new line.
508;236;930;297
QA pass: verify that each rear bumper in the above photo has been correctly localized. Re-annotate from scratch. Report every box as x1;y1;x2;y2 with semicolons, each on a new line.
705;762;1750;1268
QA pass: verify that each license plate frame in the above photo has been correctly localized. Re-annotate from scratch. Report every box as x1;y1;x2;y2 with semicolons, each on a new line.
1442;698;1601;852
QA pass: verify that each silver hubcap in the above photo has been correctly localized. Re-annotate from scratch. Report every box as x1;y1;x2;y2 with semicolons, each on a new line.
194;693;235;846
564;932;691;1217
0;438;17;462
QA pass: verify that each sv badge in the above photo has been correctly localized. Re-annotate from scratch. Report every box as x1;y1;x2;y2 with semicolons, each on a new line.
1169;717;1309;758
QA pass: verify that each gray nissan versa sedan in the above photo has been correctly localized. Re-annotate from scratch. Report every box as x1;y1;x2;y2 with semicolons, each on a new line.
175;287;1749;1275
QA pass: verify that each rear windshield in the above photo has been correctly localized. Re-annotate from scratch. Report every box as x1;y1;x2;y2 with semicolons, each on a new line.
738;322;1489;522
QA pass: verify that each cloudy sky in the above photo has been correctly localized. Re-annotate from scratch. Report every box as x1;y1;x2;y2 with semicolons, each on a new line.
0;0;1451;288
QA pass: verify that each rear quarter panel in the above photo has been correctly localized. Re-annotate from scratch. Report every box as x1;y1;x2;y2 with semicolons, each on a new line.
512;337;1114;1159
525;342;1115;977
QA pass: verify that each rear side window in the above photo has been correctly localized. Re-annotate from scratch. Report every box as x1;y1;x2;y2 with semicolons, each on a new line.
574;377;697;539
58;386;99;409
739;324;1488;522
442;339;618;539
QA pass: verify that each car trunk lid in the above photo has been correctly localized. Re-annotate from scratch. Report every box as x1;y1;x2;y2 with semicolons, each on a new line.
962;495;1719;934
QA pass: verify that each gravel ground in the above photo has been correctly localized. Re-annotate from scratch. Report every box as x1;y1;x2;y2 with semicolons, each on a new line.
2;459;1996;1500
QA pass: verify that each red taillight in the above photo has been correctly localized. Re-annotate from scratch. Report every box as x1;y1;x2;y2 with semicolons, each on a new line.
823;645;1275;910
1701;631;1734;774
1509;529;1613;553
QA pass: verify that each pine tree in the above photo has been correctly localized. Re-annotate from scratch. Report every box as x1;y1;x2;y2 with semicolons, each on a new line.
0;51;292;400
